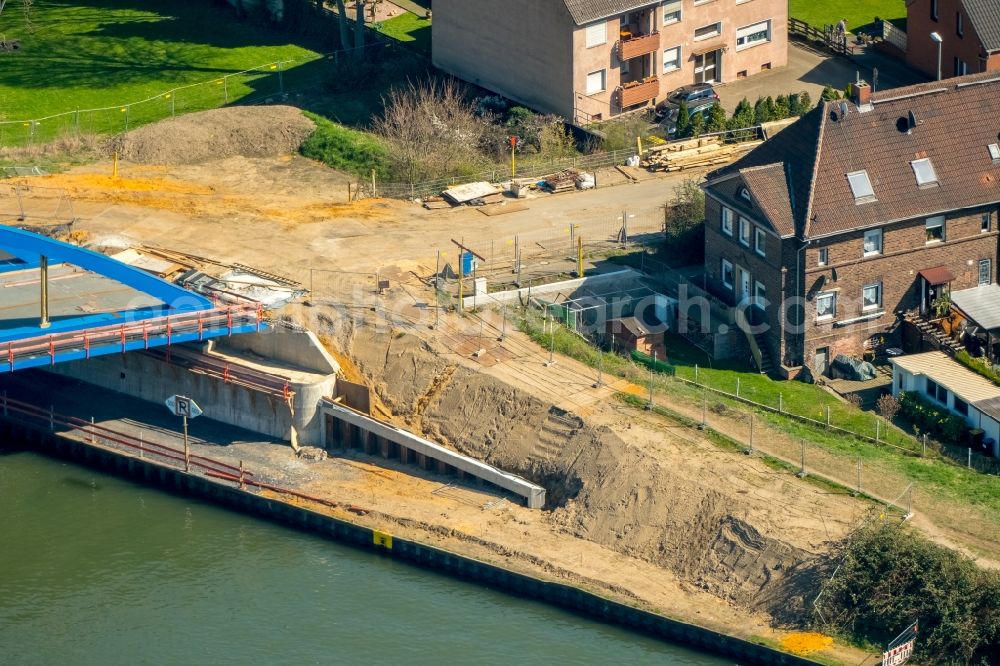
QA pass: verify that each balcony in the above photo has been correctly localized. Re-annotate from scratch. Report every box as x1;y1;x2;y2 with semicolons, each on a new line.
619;76;659;108
617;31;660;60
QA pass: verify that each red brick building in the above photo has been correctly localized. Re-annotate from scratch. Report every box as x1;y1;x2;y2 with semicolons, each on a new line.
701;71;1000;377
906;0;1000;78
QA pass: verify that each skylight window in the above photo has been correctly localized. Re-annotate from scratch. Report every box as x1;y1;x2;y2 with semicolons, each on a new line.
846;170;876;203
989;143;1000;161
911;158;939;187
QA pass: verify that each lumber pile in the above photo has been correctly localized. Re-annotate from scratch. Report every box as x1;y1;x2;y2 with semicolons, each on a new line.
422;196;453;210
641;137;763;172
542;169;579;193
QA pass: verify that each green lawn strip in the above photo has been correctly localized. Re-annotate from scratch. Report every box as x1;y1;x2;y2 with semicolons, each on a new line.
0;1;325;124
299;111;392;178
789;0;907;32
517;312;1000;516
375;13;431;54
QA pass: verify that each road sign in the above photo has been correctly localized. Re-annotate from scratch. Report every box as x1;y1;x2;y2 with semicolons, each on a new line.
165;395;203;420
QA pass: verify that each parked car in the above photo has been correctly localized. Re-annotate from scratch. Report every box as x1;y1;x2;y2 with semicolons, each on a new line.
660;101;716;138
653;83;719;122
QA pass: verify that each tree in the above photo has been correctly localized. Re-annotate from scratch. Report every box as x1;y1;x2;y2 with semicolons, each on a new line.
674;100;691;138
705;102;727;133
876;393;901;423
333;0;351;50
821;85;841;102
753;96;772;123
688;112;704;138
354;0;365;60
798;91;812;114
663;179;706;262
774;94;790;119
786;93;801;117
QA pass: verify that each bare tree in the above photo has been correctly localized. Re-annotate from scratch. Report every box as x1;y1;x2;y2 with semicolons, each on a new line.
876;393;900;423
373;78;490;182
0;0;34;30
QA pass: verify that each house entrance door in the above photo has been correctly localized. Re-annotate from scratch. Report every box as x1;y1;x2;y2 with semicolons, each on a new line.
736;265;750;304
815;347;830;376
694;50;719;84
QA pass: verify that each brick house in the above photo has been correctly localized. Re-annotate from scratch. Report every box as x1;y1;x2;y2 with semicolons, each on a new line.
700;71;1000;378
906;0;1000;78
432;0;787;123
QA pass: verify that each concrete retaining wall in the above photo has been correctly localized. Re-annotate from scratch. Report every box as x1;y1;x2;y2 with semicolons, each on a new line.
47;351;334;446
0;421;819;666
321;400;546;509
463;269;641;309
218;327;340;375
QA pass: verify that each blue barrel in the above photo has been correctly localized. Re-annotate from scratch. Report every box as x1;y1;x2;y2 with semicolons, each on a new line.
461;251;476;275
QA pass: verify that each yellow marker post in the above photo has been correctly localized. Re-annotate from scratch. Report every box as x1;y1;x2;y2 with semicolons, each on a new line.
636;135;643;158
372;529;393;549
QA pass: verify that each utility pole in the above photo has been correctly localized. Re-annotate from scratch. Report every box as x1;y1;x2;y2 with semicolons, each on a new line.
577;235;584;278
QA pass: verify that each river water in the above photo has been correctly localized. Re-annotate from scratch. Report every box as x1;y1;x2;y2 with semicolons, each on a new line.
0;451;729;665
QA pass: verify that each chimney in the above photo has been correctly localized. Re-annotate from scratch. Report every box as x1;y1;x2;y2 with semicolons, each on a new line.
852;81;872;111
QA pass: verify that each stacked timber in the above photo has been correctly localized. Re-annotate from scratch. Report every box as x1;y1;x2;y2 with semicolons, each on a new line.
542;169;579;193
641;137;764;172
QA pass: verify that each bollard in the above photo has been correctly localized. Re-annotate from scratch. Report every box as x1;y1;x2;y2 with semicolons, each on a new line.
778;393;783;413
875;417;880;443
922;433;927;457
695;364;699;383
736;377;740;399
968;447;972;469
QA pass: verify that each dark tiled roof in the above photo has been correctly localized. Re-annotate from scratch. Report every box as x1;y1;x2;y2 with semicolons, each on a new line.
964;0;1000;51
739;164;796;237
562;0;658;25
706;71;1000;239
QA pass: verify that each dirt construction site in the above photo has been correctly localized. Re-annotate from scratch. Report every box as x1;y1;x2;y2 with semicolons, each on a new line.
4;106;993;663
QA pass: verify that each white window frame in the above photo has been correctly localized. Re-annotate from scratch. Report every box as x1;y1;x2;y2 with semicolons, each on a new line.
911;158;939;187
585;22;607;48
661;0;682;25
693;0;714;5
736;20;771;50
739;187;751;202
863;228;882;256
721;258;734;290
738;217;751;246
586;69;606;95
983;212;993;233
931;0;939;20
925;215;945;243
694;22;721;41
862;283;882;311
754;227;766;257
816;291;837;321
818;248;829;266
721;206;734;236
662;45;681;73
989;143;1000;161
979;259;992;286
847;170;876;203
754;281;766;308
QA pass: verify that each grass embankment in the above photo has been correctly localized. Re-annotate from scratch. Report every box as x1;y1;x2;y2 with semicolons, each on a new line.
518;311;1000;516
789;0;907;32
299;112;392;178
0;1;324;122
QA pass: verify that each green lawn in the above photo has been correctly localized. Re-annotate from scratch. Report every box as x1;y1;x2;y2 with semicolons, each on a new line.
376;13;431;56
0;1;327;134
789;0;907;32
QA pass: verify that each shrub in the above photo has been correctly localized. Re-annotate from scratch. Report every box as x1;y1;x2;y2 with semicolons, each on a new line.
955;350;1000;387
898;391;967;442
876;393;900;423
822;523;1000;665
662;179;705;262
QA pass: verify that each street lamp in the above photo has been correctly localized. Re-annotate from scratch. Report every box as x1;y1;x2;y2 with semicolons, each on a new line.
930;32;943;81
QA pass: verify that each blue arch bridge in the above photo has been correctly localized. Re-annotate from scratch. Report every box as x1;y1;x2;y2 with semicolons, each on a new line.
0;223;265;372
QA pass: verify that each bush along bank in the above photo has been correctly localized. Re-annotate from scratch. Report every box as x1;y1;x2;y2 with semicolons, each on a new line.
898;391;966;442
819;523;1000;665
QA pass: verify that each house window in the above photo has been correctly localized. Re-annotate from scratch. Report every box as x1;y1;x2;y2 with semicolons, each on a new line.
979;259;992;286
736;20;771;50
721;258;734;289
739;217;750;246
926;377;938;399
846;170;876;203
989;143;1000;161
721;206;734;236
957;11;963;37
925;215;945;243
816;292;836;320
982;212;992;232
863;228;883;256
754;228;766;257
936;383;948;403
754;281;766;308
663;46;681;72
954;57;968;76
586;69;606;95
910;158;939;187
931;0;938;20
694;23;721;41
954;397;969;416
818;248;829;266
739;187;751;202
862;283;882;311
662;0;681;25
585;22;606;48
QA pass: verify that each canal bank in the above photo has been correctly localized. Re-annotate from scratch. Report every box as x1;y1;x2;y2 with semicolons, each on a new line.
0;417;820;666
